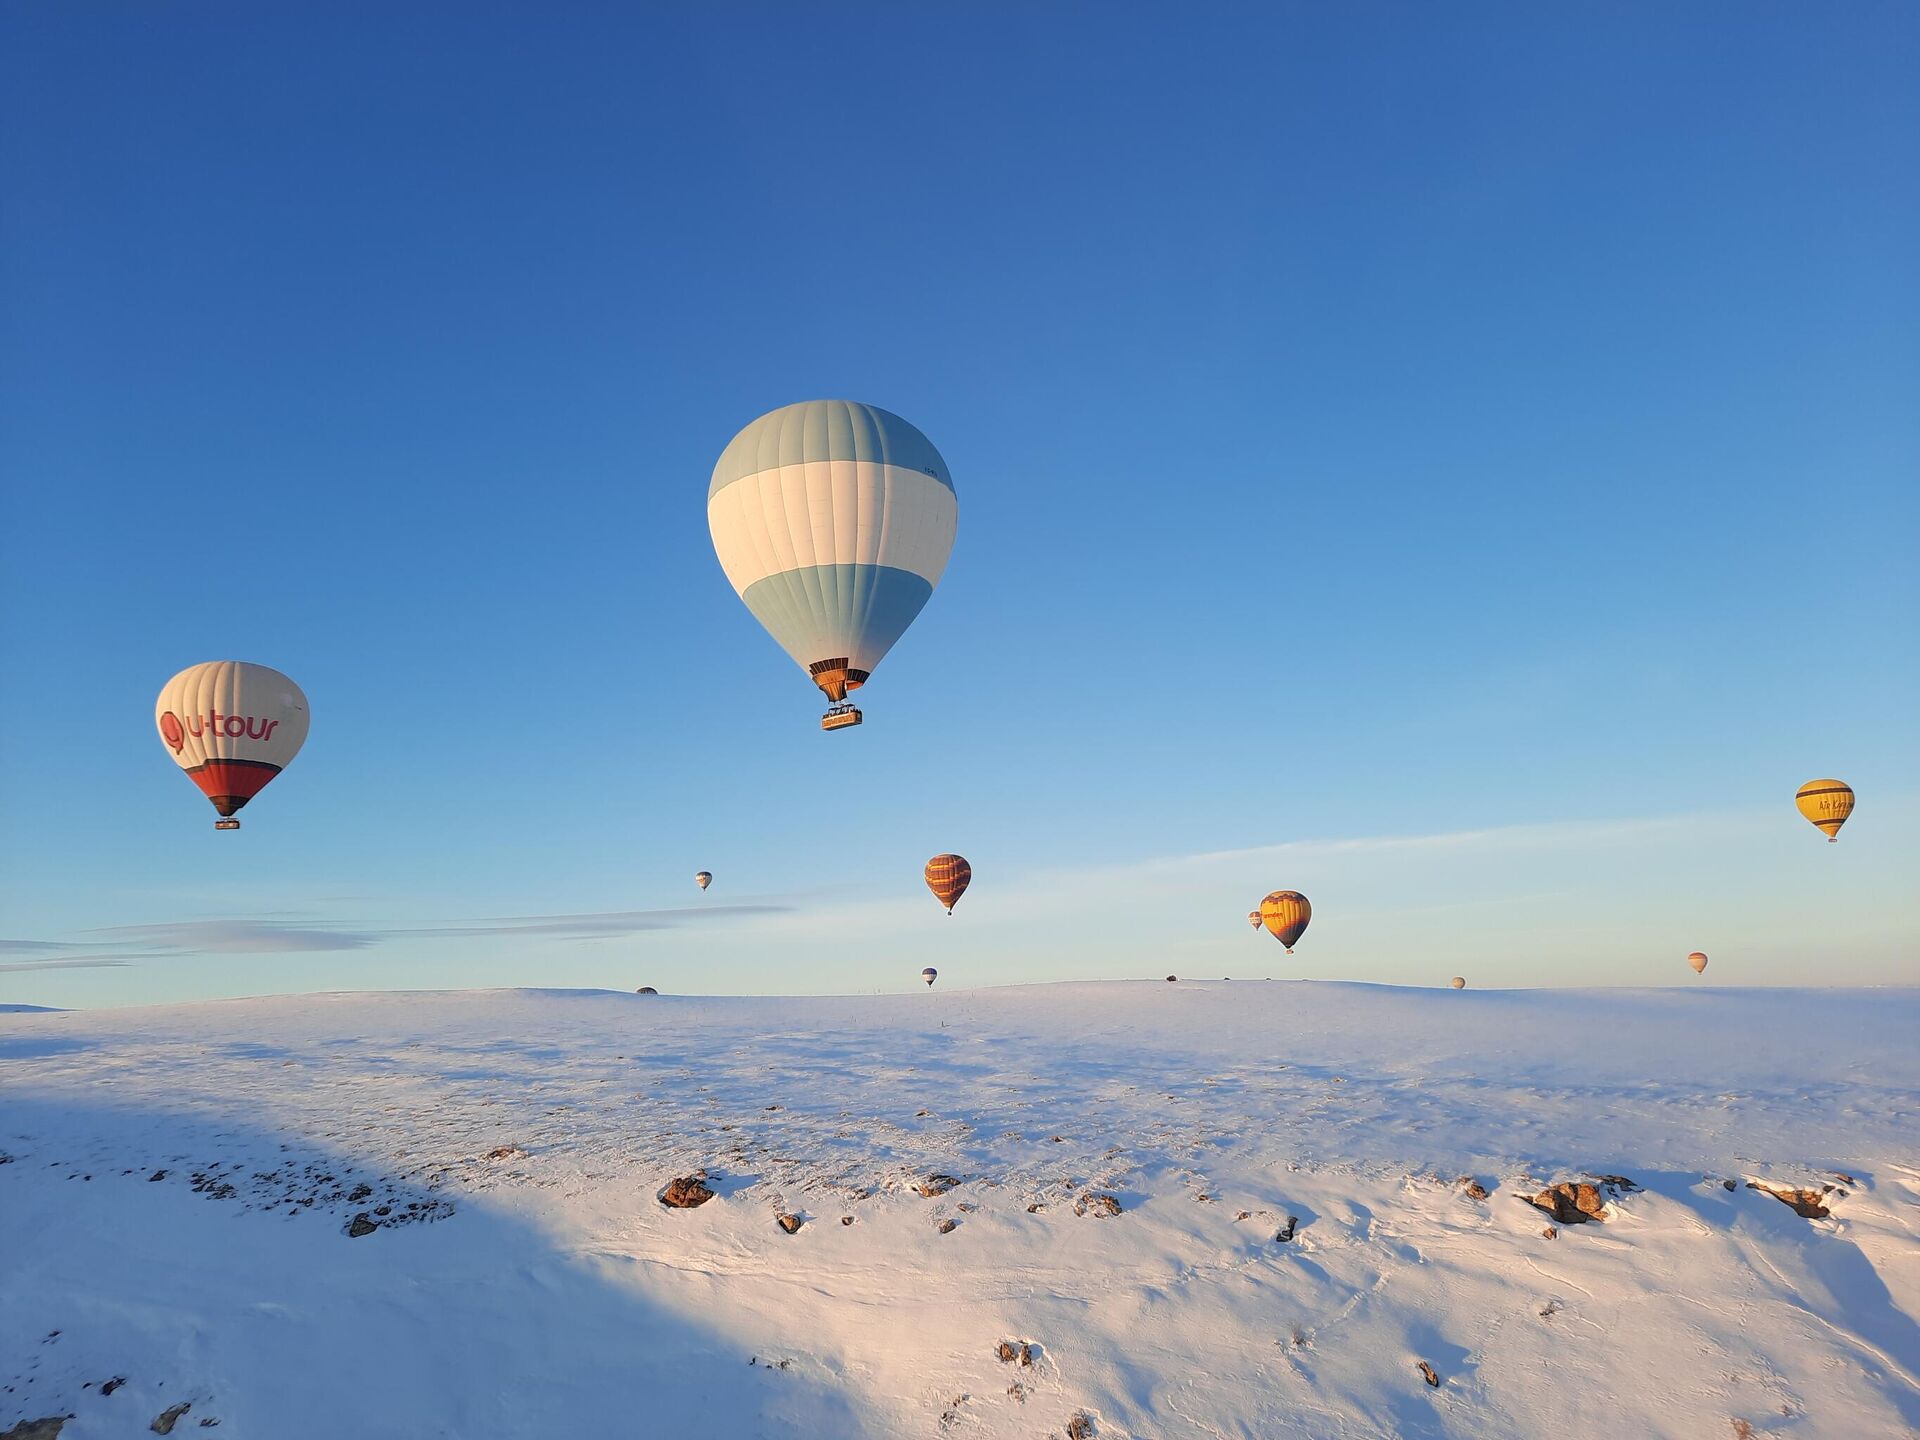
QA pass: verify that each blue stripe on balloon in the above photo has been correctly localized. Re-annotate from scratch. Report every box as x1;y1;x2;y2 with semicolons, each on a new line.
710;400;953;497
738;564;935;672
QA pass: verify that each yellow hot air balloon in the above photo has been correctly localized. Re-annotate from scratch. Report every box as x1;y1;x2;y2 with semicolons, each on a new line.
1795;779;1854;842
1246;909;1262;930
1259;891;1311;953
1688;951;1708;975
924;854;971;914
1449;976;1466;990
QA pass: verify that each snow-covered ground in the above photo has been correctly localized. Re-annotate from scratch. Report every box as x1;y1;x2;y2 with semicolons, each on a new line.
3;981;1917;1438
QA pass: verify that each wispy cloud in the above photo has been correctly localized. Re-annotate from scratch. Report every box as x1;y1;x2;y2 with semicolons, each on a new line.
46;903;793;963
0;957;136;973
86;920;379;954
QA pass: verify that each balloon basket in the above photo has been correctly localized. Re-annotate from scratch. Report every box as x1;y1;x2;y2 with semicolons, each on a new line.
214;819;241;831
821;704;864;731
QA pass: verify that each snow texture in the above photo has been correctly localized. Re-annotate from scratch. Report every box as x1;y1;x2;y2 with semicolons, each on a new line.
3;981;1917;1437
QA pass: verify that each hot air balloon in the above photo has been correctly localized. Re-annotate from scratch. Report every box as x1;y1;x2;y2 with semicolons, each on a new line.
695;871;712;891
155;662;309;829
1259;891;1312;953
925;854;971;914
921;967;938;987
1247;909;1262;930
708;401;958;731
1688;951;1709;975
1795;779;1854;842
1450;976;1466;990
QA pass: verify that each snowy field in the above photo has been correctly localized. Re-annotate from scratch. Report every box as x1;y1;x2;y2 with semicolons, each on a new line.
3;981;1917;1438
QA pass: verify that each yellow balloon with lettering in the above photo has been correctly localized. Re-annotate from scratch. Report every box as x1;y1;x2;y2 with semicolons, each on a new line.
1259;891;1311;953
1795;779;1854;842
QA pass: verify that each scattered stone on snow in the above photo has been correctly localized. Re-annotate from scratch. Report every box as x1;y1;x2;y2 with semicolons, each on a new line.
1026;1202;1044;1213
937;1218;958;1234
917;1174;961;1198
1542;1225;1558;1239
1746;1180;1834;1218
776;1212;803;1234
150;1403;192;1434
485;1146;527;1161
841;1215;855;1226
661;1173;716;1208
1459;1176;1489;1200
148;1170;167;1182
346;1214;379;1238
1067;1411;1096;1438
1417;1360;1440;1387
1074;1191;1123;1218
101;1378;127;1396
1;1420;69;1440
1275;1215;1299;1243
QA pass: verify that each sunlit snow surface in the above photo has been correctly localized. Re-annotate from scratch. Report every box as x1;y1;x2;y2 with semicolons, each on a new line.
3;981;1917;1437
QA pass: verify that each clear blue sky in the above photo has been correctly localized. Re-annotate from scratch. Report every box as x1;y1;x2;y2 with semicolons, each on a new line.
3;3;1915;1007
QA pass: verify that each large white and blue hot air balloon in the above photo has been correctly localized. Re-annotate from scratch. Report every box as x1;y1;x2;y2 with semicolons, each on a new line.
708;401;957;730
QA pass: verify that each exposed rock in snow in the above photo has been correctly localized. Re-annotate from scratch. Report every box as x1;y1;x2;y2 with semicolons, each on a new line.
659;1173;715;1208
150;1402;191;1434
1746;1180;1834;1218
776;1212;803;1234
1;1419;69;1439
916;1174;960;1198
1073;1191;1122;1218
1523;1175;1637;1224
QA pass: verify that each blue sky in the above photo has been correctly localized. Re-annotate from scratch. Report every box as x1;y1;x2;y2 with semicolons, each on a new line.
2;3;1915;1007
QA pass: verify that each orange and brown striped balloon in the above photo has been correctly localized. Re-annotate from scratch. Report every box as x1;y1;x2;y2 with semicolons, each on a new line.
1794;779;1854;842
1688;951;1709;975
1259;891;1311;953
924;854;972;914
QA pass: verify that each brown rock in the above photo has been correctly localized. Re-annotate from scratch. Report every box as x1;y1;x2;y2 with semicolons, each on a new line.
2;1420;70;1440
1275;1215;1298;1243
937;1218;958;1234
1067;1412;1096;1438
917;1174;961;1198
151;1404;192;1435
661;1174;716;1208
1524;1176;1634;1224
1074;1191;1123;1218
1026;1203;1044;1213
1459;1177;1489;1200
776;1212;803;1234
347;1214;378;1238
997;1341;1020;1362
1746;1181;1833;1219
1417;1361;1440;1388
841;1215;855;1226
1542;1225;1558;1239
486;1145;526;1161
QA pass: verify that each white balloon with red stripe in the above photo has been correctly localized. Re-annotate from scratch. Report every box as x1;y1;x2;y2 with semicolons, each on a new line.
155;661;310;827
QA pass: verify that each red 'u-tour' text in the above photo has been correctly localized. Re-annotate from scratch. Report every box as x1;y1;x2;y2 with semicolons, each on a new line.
160;710;279;753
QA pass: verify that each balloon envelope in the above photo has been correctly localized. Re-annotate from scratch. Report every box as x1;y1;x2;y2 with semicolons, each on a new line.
708;401;957;709
925;854;971;913
1259;891;1312;952
695;871;712;891
1795;779;1854;841
1247;909;1262;930
155;661;309;820
1688;951;1709;975
1450;976;1466;989
921;968;938;987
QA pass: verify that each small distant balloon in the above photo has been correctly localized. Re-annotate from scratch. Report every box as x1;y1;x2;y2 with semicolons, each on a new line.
1688;951;1709;975
921;967;938;987
1247;909;1262;930
1259;891;1312;953
924;854;971;914
636;986;659;995
1166;974;1178;983
1795;779;1854;842
1450;976;1466;990
695;871;712;891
